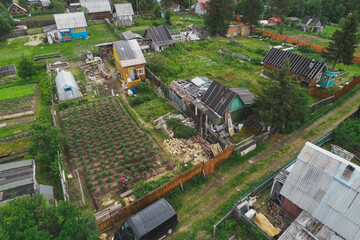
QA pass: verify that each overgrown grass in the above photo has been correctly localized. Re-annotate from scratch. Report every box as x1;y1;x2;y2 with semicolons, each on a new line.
0;84;35;100
0;23;118;66
0;139;32;155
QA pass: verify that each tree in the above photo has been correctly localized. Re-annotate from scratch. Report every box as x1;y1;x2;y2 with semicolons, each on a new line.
289;0;305;18
334;116;360;153
18;56;37;79
52;1;65;13
270;0;290;17
153;3;161;18
0;3;14;36
235;0;263;25
0;194;99;240
0;0;12;8
29;123;64;171
322;11;359;70
165;9;172;24
204;0;234;36
254;59;309;133
18;0;28;11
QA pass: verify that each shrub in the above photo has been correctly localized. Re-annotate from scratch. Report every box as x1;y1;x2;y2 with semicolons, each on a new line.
166;118;197;139
91;187;96;192
134;173;139;177
99;179;103;184
102;171;107;177
96;173;101;179
108;183;112;188
110;163;114;167
88;181;93;188
119;160;124;165
139;164;145;170
107;177;112;182
118;166;123;171
101;185;105;190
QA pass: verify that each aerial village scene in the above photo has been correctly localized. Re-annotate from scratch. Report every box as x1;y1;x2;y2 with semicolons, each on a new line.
0;0;360;239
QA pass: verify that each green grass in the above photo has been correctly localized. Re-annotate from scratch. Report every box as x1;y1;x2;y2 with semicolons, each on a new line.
16;14;55;21
0;84;35;100
133;98;179;122
0;139;32;156
0;122;32;138
0;23;118;66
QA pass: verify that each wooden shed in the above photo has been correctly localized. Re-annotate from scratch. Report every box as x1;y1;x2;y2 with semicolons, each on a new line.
80;0;112;20
8;2;27;15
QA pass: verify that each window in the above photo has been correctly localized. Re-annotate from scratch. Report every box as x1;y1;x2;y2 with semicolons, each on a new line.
316;73;322;83
137;68;145;75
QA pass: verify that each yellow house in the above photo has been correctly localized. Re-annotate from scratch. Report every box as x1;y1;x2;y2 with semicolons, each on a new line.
113;39;146;88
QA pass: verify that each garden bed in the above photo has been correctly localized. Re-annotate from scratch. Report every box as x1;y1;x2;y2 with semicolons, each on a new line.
0;84;36;117
59;97;175;208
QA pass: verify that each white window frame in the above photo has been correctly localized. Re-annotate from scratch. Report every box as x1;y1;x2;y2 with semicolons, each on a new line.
137;68;145;75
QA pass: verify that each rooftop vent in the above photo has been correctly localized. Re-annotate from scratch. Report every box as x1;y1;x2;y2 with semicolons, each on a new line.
309;59;315;69
342;164;355;180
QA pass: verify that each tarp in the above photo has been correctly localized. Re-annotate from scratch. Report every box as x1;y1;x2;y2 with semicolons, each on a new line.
253;213;279;237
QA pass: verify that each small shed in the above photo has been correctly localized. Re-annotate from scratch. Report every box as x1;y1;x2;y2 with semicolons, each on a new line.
300;16;324;33
54;12;88;41
55;70;82;101
0;65;17;78
268;17;282;25
40;0;51;10
172;2;180;12
113;40;146;87
0;159;38;204
144;26;176;52
113;3;134;26
80;0;112;20
96;42;114;59
262;48;337;88
194;0;208;15
8;2;27;15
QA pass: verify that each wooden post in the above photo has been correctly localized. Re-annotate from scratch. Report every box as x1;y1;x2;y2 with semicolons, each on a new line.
180;181;184;191
76;169;86;205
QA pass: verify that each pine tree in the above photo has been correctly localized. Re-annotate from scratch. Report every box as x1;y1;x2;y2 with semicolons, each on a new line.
204;0;234;36
270;0;290;17
323;11;359;70
236;0;264;26
254;59;309;133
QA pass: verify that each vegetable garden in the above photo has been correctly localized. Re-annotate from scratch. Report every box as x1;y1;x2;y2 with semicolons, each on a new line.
0;84;36;116
60;97;174;208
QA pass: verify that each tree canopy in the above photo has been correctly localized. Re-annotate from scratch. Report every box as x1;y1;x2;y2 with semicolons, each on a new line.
334;114;360;154
0;3;14;37
18;56;37;79
254;59;310;133
0;194;99;240
204;0;234;36
235;0;263;26
322;11;359;70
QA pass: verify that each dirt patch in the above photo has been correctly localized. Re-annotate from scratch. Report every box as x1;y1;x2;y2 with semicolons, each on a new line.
24;33;45;46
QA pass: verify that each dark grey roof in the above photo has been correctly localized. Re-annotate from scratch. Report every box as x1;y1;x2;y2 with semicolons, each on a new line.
0;159;36;201
144;26;176;47
113;41;136;60
201;81;254;116
262;48;326;79
301;16;322;26
191;99;222;121
0;65;17;77
127;198;176;239
231;88;255;105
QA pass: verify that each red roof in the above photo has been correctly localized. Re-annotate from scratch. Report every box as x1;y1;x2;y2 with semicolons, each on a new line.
172;2;179;6
269;17;282;23
197;0;209;11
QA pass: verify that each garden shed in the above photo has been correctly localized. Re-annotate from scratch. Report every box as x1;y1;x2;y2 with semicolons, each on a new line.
0;65;17;78
194;0;208;15
55;70;82;101
40;0;51;10
262;48;337;88
80;0;112;20
0;159;38;204
54;12;88;41
144;26;176;52
113;40;146;87
113;3;134;26
8;2;27;15
300;16;324;33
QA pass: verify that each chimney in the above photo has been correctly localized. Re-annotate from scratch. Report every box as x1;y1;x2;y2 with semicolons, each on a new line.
342;164;355;180
309;59;315;69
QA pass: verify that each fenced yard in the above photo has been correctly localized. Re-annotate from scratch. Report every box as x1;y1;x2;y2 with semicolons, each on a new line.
59;97;175;208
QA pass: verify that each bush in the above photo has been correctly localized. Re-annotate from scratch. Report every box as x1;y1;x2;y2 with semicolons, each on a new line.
297;45;317;53
129;96;151;107
166;118;197;139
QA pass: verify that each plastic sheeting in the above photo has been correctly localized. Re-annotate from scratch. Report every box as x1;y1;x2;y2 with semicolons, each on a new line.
253;213;279;237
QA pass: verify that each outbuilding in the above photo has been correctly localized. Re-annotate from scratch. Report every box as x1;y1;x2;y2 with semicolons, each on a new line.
55;70;83;101
144;26;176;52
80;0;112;20
113;3;134;26
0;65;17;78
300;16;324;33
54;12;88;41
194;0;208;15
8;2;27;15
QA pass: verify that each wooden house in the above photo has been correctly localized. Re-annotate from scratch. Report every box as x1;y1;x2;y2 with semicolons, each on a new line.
226;17;251;37
80;0;112;20
54;12;88;41
268;17;282;25
144;26;176;52
113;3;134;26
194;0;208;15
262;48;338;88
40;0;51;10
172;2;180;12
113;40;146;87
8;2;27;15
300;16;324;33
271;142;360;240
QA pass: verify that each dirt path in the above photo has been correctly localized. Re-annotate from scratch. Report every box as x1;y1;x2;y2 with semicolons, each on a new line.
168;90;360;239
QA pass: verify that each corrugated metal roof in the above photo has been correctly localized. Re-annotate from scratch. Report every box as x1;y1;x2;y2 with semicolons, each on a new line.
0;65;17;77
80;0;111;13
54;12;87;30
113;40;146;68
262;48;326;79
40;0;50;7
301;16;322;26
144;26;176;46
122;31;142;40
280;142;360;240
114;3;134;16
279;211;344;240
231;88;255;105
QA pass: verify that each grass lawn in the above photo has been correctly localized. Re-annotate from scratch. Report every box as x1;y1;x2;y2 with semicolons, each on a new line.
16;14;54;21
0;138;32;155
0;23;119;66
0;84;35;100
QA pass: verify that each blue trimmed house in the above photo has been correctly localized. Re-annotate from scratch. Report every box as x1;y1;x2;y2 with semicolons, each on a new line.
54;12;88;41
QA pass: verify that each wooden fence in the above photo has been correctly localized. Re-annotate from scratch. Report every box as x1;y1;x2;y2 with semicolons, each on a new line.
310;88;333;99
96;145;234;232
334;76;360;100
253;29;360;64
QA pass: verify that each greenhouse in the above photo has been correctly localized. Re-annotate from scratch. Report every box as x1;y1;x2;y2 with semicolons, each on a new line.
55;70;82;101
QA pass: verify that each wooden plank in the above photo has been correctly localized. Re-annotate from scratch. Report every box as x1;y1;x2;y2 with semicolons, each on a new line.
120;190;133;198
